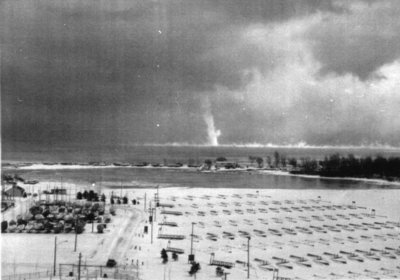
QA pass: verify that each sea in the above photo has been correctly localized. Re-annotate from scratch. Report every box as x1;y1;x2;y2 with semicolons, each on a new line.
3;144;400;164
3;145;400;190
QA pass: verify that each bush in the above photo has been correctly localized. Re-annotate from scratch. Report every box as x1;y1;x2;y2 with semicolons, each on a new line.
189;262;200;275
161;249;168;263
97;224;104;233
216;266;224;276
106;259;117;268
1;221;8;233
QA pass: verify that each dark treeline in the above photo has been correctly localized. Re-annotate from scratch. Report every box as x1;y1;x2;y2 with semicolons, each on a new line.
294;154;400;181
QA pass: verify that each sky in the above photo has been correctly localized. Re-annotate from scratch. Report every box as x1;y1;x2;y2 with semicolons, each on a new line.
2;0;400;148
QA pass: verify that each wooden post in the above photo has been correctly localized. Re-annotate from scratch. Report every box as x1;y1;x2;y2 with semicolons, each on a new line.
77;253;82;280
150;202;154;244
53;236;57;276
74;217;78;252
247;237;250;279
190;223;195;255
144;193;147;212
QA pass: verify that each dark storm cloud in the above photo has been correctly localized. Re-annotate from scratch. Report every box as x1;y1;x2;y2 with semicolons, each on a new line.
2;0;400;148
307;1;400;80
1;0;341;146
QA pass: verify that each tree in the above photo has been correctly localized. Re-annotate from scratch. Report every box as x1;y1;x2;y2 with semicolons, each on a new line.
216;157;227;162
255;157;264;168
82;191;88;199
266;156;272;168
86;212;95;222
273;151;280;168
76;192;83;200
288;158;297;168
123;196;128;204
280;155;287;168
248;156;256;164
204;159;212;170
300;158;319;174
87;190;95;201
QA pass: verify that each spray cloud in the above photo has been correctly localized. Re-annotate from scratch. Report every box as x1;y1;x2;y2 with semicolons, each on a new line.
202;97;221;146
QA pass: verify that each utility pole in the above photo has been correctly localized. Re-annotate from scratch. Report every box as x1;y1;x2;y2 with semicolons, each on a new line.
53;236;57;276
153;196;157;222
156;185;160;205
189;223;196;264
149;201;154;244
247;237;250;279
77;253;82;280
74;217;78;252
54;238;67;276
190;222;196;255
144;193;147;212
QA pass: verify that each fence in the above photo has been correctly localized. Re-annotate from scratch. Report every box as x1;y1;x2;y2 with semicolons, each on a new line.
2;264;141;280
58;264;141;280
2;270;52;280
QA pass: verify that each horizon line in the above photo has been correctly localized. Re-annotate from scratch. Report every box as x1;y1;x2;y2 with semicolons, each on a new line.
137;142;400;150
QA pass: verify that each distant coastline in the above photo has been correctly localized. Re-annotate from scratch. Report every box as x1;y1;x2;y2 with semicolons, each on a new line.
3;160;400;187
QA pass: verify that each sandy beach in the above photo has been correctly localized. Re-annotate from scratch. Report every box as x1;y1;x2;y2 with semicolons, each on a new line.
2;179;400;280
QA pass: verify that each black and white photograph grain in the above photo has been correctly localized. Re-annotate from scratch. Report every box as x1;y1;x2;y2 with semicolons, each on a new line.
1;0;400;279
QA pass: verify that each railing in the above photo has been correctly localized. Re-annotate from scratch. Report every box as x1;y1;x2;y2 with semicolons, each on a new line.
2;270;52;280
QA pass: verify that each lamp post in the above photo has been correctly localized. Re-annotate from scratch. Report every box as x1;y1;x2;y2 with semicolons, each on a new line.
144;193;147;212
189;222;196;264
74;216;79;252
149;201;154;244
190;222;196;255
53;236;57;276
53;236;68;276
247;236;250;279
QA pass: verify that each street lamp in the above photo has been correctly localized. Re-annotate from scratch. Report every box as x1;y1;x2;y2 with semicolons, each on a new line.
190;222;196;254
74;217;78;252
54;236;68;276
247;236;251;279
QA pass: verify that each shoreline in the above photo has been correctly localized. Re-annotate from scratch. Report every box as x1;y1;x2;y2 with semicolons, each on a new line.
4;162;400;188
